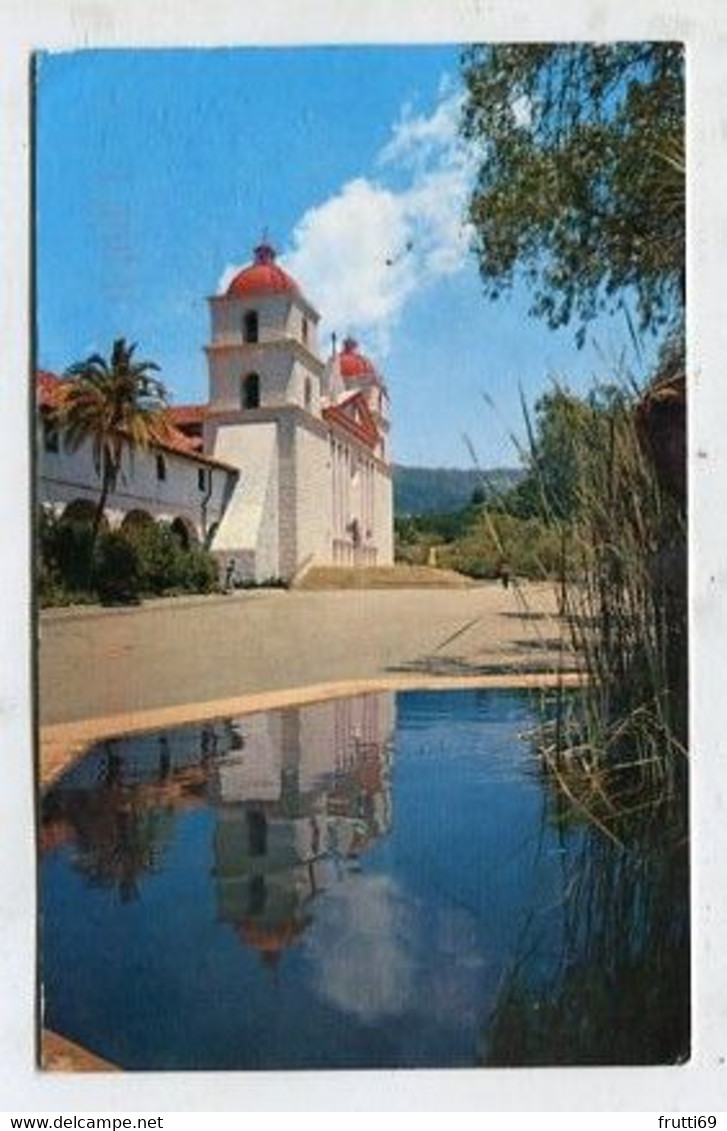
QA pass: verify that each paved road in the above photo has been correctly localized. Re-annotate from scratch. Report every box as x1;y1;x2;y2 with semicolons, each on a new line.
38;581;571;726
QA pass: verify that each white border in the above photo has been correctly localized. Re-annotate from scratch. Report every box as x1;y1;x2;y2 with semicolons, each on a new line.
2;0;726;1112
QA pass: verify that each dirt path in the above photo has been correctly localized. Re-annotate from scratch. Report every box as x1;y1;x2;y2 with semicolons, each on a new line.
39;581;575;727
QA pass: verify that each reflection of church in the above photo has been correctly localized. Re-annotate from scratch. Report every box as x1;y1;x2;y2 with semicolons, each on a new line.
41;693;395;960
211;695;395;965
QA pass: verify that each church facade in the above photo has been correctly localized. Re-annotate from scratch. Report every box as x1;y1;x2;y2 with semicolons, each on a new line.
38;242;394;583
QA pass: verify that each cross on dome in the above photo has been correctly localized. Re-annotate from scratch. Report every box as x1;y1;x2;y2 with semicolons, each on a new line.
253;241;277;266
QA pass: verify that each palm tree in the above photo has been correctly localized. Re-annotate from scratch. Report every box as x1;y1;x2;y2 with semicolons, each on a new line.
54;338;171;561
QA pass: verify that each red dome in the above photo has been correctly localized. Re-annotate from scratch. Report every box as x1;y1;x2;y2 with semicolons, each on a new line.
226;243;299;298
339;337;378;382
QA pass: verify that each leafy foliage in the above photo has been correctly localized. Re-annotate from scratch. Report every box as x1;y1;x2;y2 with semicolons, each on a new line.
395;506;477;546
93;531;142;604
50;339;171;557
436;511;565;580
395;501;563;580
499;385;629;521
37;506;96;593
461;43;685;344
125;520;218;596
37;509;220;606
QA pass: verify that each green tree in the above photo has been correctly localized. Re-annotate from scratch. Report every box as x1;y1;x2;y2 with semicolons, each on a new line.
460;43;684;345
523;390;592;520
53;339;170;561
504;386;628;522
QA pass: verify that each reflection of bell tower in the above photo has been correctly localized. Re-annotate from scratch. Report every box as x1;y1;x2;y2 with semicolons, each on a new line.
210;693;396;967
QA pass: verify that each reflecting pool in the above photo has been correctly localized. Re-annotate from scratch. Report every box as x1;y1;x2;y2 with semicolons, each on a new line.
40;689;688;1070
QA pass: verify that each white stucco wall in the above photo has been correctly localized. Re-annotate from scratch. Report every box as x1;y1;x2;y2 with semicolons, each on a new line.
207;342;323;416
39;429;233;542
198;268;394;578
210;292;320;356
373;462;394;565
293;420;334;570
207;420;280;581
207;284;325;419
276;414;297;580
325;425;393;566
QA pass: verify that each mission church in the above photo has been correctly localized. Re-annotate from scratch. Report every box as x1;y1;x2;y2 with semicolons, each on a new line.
38;242;394;582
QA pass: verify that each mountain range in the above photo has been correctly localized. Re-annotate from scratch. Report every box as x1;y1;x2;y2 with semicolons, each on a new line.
393;464;524;516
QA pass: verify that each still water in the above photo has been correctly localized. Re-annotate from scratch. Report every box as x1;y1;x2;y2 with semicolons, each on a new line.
40;689;688;1070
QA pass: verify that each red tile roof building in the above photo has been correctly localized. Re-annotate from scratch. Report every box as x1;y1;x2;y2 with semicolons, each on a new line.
38;241;393;579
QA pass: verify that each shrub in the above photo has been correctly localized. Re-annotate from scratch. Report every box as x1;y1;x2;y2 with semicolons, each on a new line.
235;576;288;590
124;520;220;596
38;508;96;591
180;546;219;593
126;522;186;594
93;531;141;604
432;510;566;581
37;509;220;606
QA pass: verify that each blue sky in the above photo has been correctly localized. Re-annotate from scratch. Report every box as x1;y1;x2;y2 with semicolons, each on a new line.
36;46;657;468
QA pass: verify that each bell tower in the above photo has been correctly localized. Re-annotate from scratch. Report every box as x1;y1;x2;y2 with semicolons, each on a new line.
204;242;325;418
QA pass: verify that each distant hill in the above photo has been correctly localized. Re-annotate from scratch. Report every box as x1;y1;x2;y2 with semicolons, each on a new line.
393;464;525;516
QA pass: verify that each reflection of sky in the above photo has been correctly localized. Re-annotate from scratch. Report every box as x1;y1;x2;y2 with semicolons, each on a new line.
306;872;487;1028
306;874;417;1021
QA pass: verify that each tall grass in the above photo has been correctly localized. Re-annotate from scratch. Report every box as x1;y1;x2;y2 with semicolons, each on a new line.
465;373;687;828
469;370;689;1064
533;390;687;830
480;791;690;1065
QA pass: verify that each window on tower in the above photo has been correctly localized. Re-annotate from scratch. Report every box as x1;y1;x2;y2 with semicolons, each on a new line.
243;310;259;343
302;315;309;345
242;372;261;409
156;453;167;482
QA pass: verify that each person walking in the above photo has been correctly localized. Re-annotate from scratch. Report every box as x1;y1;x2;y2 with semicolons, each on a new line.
225;557;237;593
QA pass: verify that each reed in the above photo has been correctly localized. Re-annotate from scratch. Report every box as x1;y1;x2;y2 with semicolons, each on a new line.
562;409;684;814
480;797;690;1065
471;373;686;811
474;365;689;1065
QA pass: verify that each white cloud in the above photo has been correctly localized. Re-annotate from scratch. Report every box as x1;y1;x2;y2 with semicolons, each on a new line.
377;84;465;170
282;78;477;357
217;263;242;293
285;178;415;355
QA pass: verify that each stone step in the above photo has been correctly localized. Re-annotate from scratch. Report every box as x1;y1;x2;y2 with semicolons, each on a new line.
293;564;472;590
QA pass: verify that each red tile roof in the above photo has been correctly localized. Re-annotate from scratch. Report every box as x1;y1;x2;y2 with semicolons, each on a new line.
324;391;381;451
226;242;299;299
168;403;208;426
36;372;235;473
37;370;69;409
338;337;380;383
